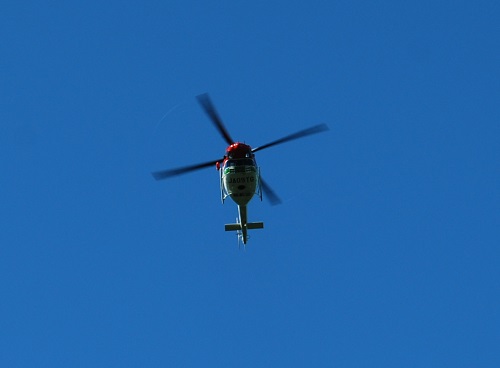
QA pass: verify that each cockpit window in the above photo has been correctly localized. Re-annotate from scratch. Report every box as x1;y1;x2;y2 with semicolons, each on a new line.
226;158;254;167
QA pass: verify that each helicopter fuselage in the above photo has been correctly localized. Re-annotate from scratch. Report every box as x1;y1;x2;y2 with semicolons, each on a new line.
219;142;260;205
219;143;263;244
221;158;258;206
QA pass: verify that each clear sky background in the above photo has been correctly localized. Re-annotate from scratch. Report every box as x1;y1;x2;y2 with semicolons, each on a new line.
1;1;499;367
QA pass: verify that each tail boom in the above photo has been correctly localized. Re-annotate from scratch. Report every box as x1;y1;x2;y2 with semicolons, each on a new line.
224;205;263;244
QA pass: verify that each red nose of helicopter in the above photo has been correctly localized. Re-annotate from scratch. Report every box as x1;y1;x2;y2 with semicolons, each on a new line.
225;142;253;159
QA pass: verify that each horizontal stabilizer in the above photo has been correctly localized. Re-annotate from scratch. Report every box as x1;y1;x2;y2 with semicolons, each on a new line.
225;223;241;231
247;222;264;230
225;222;264;232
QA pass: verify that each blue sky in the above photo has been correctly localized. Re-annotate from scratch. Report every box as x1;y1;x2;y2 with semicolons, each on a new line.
1;0;499;366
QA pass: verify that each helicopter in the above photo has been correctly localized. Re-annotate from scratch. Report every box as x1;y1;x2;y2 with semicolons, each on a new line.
152;93;328;245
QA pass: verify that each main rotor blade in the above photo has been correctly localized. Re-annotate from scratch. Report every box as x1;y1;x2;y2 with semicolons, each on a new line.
152;158;223;180
260;177;282;205
196;93;234;145
252;124;329;153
